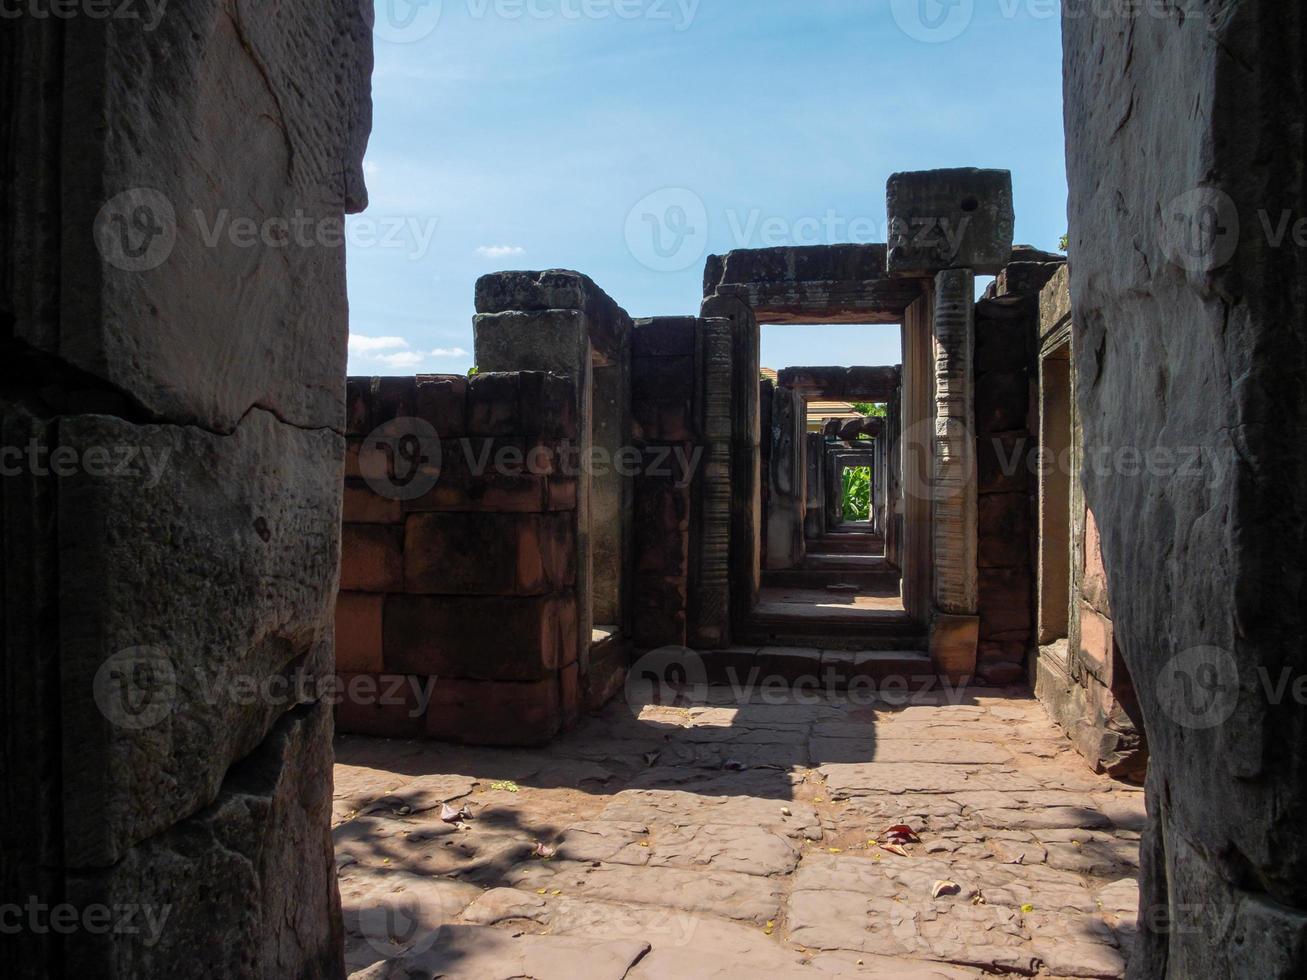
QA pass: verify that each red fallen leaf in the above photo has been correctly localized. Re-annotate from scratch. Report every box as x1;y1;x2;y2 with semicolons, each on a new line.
882;825;921;844
880;842;910;857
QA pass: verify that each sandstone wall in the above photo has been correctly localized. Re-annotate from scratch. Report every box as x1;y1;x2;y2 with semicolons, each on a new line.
631;318;700;649
2;4;372;976
1065;5;1306;976
338;374;581;746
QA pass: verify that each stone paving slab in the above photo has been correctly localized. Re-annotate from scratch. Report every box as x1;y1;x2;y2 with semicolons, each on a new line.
334;684;1141;978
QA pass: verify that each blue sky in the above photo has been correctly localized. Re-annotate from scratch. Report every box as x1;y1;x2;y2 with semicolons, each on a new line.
347;0;1067;376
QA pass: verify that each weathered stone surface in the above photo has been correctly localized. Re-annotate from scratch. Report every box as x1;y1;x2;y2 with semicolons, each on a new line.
51;1;372;432
1065;8;1307;976
66;703;344;978
58;411;342;867
886;169;1014;276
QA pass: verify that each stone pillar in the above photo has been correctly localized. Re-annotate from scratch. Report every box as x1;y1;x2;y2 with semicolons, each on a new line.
689;316;734;648
930;268;980;681
765;387;807;569
3;6;373;977
804;432;826;541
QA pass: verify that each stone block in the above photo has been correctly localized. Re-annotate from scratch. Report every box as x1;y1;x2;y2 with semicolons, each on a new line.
929;613;979;685
474;269;632;361
633;399;694;443
340;524;404;593
886;168;1015;276
633;355;695;405
560;662;581;730
518;371;578;439
978;492;1033;568
346;379;374;436
977;431;1032;494
403;437;549;513
333;673;429;739
56;412;342;867
467;372;521;436
383;594;575;681
65;703;344;978
425;676;562;746
1081;507;1111;616
978;567;1033;639
415;374;468;437
1077;604;1114;685
975;371;1030;434
342;479;403;524
335;593;384;673
403;512;575;596
633;317;698;356
474;309;589;381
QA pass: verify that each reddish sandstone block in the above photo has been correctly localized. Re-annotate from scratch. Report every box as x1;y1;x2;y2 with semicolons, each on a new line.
346;379;374;436
333;672;428;739
335;593;384;673
560;662;580;731
519;372;578;439
416;375;468;437
345;438;363;478
425;676;562;746
1082;508;1111;616
403;437;548;513
374;377;421;425
633;400;694;443
1078;603;1114;684
403;512;574;595
468;373;521;436
546;476;578;511
383;593;572;680
553;593;579;668
340;524;404;592
343;479;403;524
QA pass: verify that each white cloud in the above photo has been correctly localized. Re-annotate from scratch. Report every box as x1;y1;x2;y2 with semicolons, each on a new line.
475;245;525;258
362;160;382;177
349;334;409;353
429;347;470;358
371;351;428;369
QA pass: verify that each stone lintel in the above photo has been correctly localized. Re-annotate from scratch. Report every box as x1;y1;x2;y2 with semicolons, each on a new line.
778;365;901;402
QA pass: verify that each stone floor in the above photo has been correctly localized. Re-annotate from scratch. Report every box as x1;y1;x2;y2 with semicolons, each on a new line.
333;682;1143;979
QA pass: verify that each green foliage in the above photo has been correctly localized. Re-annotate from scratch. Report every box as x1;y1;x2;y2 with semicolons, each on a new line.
467;365;480;377
1058;233;1069;252
850;402;887;417
841;466;871;521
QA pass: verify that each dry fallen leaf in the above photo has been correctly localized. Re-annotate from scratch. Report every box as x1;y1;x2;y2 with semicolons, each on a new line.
931;880;961;898
441;802;473;824
882;824;921;845
532;842;558;860
880;843;910;857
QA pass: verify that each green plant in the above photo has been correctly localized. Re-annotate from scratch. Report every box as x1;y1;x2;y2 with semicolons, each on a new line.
1058;233;1069;252
467;365;480;378
841;466;871;521
850;402;887;418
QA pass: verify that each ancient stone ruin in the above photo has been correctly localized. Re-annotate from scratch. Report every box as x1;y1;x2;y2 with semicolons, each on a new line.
3;5;1304;980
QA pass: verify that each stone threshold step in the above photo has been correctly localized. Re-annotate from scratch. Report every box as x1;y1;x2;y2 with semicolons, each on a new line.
701;647;936;686
762;569;901;589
